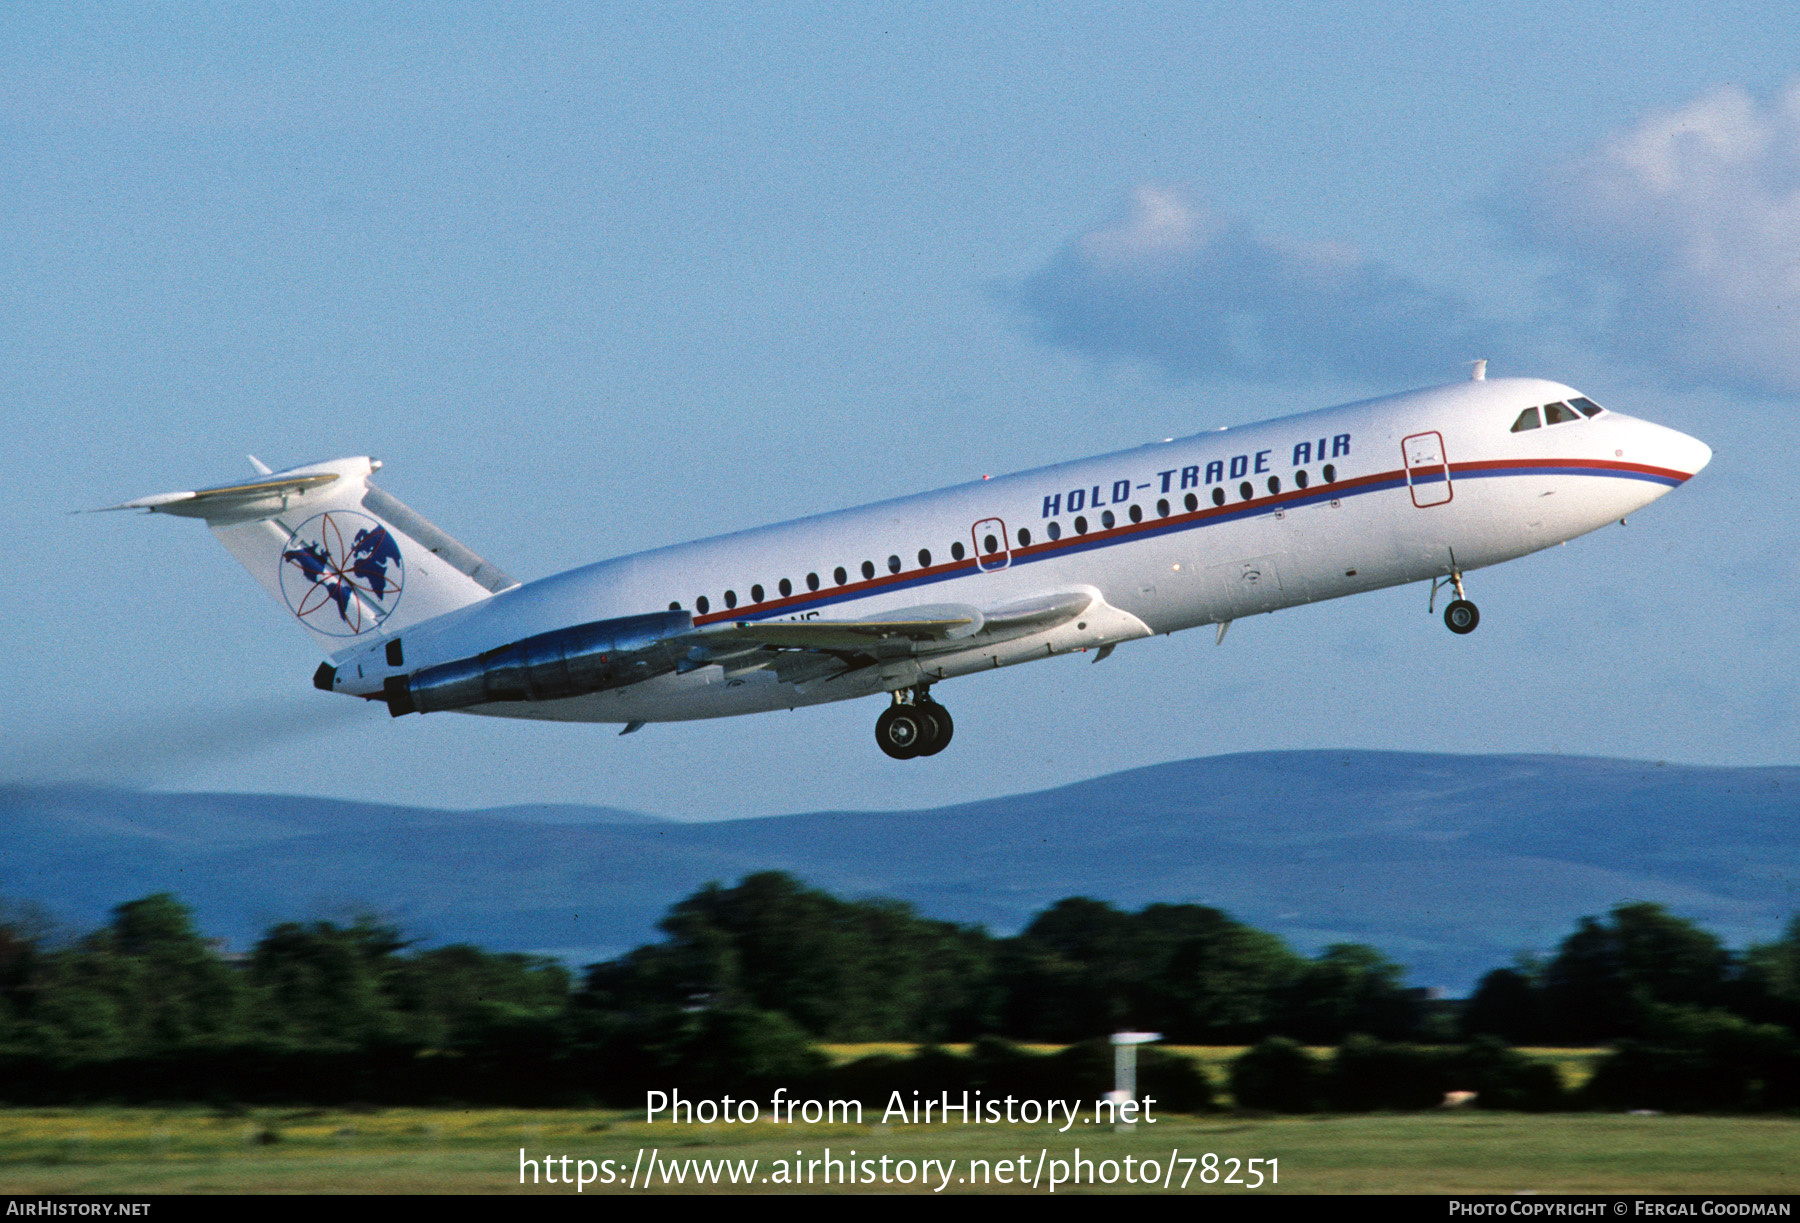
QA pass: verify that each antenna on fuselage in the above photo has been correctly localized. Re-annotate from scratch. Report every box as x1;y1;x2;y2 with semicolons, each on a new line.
1470;358;1487;381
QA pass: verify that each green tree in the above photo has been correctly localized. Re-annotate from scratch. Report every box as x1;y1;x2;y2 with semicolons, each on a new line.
1582;1005;1800;1111
1278;944;1420;1042
1230;1037;1325;1111
998;898;1304;1041
1461;966;1547;1044
0;903;47;1049
1541;903;1731;1041
247;918;408;1049
15;893;248;1059
388;944;570;1048
1742;915;1800;1028
583;873;997;1041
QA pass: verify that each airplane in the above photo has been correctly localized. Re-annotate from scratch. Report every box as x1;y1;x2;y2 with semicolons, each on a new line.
102;365;1710;759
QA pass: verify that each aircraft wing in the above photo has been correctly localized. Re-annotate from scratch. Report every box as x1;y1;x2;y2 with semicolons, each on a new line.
693;612;979;653
678;590;1094;683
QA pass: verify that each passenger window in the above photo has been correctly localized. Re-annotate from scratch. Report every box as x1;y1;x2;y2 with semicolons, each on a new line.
1267;476;1281;495
669;601;682;611
861;560;875;580
696;595;710;614
887;555;901;574
1570;396;1604;417
750;584;764;603
1322;463;1336;482
1017;527;1031;546
834;566;848;585
1239;481;1254;501
779;578;793;598
1156;498;1170;517
1212;487;1225;507
1510;407;1542;432
806;572;820;592
1295;469;1309;489
917;548;932;568
1185;492;1199;512
724;590;737;609
1046;522;1061;541
950;541;965;561
1128;504;1142;523
1101;510;1115;529
1074;515;1089;534
1544;401;1580;425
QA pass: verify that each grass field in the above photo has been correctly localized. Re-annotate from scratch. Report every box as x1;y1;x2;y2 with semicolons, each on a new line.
1;1106;1795;1195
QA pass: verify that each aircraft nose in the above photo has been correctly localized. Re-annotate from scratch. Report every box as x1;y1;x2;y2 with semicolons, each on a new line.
1661;426;1712;479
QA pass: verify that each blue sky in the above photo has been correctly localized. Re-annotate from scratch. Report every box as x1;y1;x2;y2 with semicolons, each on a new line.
4;2;1798;819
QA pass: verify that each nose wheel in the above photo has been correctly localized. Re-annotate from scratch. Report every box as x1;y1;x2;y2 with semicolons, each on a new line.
1429;548;1481;635
875;688;954;759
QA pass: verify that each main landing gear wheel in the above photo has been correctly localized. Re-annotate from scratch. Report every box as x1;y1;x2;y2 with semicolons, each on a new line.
915;700;953;757
875;705;930;759
875;689;954;759
1444;599;1480;634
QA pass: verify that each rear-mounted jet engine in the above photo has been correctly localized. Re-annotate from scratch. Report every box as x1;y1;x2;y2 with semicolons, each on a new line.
381;610;693;716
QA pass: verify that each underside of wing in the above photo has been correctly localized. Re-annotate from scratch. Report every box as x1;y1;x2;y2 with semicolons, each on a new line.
674;591;1097;689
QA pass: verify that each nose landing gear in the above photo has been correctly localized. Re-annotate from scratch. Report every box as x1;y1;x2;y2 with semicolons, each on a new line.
1430;548;1481;635
875;686;955;759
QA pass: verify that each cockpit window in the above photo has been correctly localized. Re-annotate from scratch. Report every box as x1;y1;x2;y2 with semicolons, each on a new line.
1544;401;1582;425
1510;407;1542;432
1570;396;1604;417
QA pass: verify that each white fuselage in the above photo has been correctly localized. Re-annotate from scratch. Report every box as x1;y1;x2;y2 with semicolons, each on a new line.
329;376;1710;723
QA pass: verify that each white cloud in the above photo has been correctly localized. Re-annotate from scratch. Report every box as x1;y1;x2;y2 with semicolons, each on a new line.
1505;82;1800;396
1016;185;1489;384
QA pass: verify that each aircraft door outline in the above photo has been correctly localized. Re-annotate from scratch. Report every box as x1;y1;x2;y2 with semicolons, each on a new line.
1402;431;1453;508
971;518;1010;571
1205;553;1287;619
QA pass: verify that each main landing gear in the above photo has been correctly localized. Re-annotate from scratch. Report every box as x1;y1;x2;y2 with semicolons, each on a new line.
875;686;954;760
1429;548;1480;635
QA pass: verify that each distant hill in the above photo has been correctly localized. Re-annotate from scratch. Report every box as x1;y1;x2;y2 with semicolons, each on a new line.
2;751;1796;993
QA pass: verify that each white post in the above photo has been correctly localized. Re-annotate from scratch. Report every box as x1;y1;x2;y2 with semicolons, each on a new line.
1108;1031;1161;1131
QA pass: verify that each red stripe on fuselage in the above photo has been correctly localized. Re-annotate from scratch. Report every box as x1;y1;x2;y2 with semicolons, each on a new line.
687;457;1690;626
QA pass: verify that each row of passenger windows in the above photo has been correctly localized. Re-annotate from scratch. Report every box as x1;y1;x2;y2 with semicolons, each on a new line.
673;543;966;614
672;464;1340;616
1510;397;1604;433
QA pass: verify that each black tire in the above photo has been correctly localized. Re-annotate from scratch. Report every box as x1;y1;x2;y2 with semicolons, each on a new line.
916;701;954;757
1444;599;1480;634
875;706;927;759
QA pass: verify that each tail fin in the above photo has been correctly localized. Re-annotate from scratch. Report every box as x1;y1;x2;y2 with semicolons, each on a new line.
101;456;518;659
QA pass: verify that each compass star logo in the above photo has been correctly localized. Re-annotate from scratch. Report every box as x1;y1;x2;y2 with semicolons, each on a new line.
278;511;405;636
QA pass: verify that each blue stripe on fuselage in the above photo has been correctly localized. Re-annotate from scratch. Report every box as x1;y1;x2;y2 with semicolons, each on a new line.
706;463;1666;626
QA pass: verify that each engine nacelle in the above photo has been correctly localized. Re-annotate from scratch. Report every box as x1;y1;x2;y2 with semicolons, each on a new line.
383;609;693;716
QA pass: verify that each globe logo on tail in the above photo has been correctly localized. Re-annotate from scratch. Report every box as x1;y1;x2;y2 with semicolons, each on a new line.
279;511;405;636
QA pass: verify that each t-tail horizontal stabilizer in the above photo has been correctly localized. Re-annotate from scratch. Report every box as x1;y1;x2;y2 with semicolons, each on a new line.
101;456;519;659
